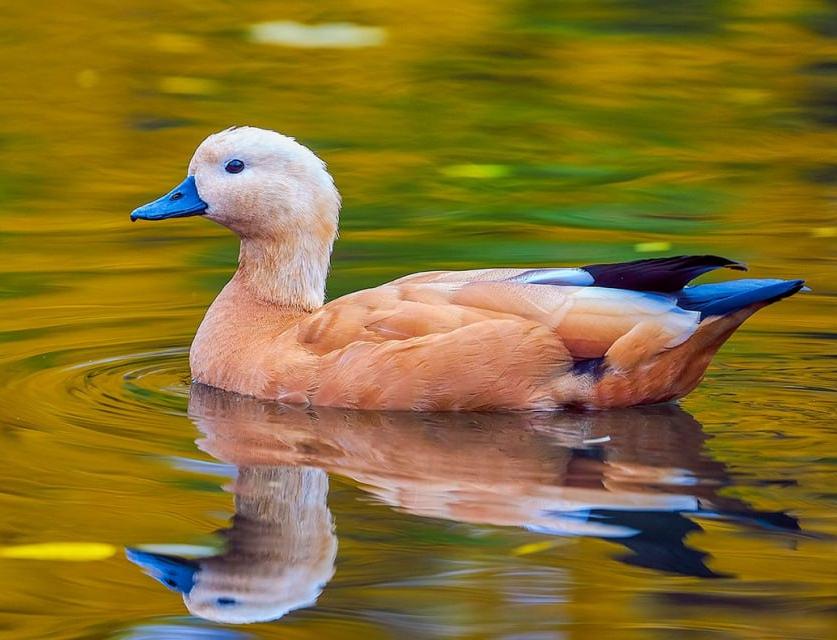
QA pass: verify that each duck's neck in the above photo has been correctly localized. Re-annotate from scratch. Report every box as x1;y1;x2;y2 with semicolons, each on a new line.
233;235;331;311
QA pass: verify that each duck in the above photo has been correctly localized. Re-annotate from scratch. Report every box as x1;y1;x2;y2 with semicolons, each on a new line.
131;126;805;411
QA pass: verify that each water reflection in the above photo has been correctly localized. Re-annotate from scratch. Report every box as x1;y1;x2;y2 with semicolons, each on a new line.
128;385;801;624
129;461;336;625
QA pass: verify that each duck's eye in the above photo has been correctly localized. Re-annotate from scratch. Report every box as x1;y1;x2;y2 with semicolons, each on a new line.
225;159;245;174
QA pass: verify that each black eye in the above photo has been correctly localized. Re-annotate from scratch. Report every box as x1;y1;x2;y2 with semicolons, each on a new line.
216;597;237;606
225;159;245;174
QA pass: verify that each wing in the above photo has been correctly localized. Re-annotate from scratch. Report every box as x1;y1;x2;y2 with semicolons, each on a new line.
381;254;749;353
296;277;700;366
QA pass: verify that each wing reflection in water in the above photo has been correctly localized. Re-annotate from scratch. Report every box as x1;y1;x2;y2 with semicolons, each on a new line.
127;384;800;624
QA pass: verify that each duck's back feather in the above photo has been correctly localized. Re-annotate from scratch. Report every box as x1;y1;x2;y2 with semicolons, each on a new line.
393;255;746;292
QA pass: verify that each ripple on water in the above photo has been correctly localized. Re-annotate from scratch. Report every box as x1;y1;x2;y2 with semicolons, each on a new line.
0;343;192;436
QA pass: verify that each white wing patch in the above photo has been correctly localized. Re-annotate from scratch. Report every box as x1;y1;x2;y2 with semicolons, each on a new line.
511;268;595;286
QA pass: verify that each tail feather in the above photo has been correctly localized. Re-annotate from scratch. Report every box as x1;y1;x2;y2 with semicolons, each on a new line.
678;279;805;320
590;278;805;407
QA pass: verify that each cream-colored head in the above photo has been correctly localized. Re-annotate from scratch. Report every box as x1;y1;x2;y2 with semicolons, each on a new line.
133;126;341;309
189;127;339;241
195;127;340;309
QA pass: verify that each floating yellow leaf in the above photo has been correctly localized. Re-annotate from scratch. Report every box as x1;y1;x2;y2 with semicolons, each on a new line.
153;33;204;54
511;540;558;556
158;76;217;96
634;241;672;253
726;88;769;105
442;164;511;179
75;69;99;89
0;542;117;561
811;227;836;238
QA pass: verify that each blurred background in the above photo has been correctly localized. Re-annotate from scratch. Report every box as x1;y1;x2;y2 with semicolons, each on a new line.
0;1;834;639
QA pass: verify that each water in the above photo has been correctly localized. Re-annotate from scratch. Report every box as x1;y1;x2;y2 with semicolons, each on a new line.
0;1;834;638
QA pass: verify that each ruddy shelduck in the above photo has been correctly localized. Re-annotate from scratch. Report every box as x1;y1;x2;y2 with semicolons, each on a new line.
131;126;805;411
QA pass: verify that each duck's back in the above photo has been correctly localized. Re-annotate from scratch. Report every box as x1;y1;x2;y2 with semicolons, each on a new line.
195;256;804;411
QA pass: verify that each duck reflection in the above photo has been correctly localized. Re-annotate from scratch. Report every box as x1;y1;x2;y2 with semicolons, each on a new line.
128;384;799;624
128;463;336;624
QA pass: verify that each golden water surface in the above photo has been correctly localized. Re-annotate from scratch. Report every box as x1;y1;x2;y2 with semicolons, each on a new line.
0;1;835;638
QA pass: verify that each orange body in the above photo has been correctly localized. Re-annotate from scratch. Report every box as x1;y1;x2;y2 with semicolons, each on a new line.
189;268;762;411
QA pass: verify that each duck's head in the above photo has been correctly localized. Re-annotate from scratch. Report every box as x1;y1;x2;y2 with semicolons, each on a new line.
131;127;341;308
132;126;340;239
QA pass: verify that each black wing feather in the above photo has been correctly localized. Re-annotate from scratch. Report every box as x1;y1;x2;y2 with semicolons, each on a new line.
581;255;746;293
